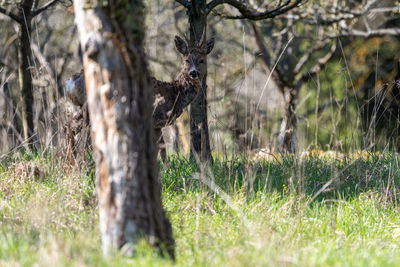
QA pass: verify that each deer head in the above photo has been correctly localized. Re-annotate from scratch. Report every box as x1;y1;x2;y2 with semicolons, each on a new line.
174;31;215;83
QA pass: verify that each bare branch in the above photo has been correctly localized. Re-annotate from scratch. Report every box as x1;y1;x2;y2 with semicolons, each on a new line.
284;1;400;26
294;39;332;74
175;0;189;8
277;1;400;41
32;0;60;17
326;28;400;39
328;5;400;16
295;41;338;90
283;12;358;25
206;0;304;20
207;0;230;13
0;6;22;23
31;43;57;89
367;7;400;13
303;14;356;25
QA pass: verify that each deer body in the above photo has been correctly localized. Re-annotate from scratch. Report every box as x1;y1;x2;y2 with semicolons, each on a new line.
152;74;199;129
66;34;214;156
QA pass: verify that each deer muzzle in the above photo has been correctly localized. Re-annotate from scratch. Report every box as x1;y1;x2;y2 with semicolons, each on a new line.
189;70;200;79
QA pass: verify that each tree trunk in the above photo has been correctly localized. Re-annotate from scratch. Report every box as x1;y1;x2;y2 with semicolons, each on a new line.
277;87;298;153
188;1;212;162
156;128;167;163
18;0;35;145
177;118;190;154
74;1;174;257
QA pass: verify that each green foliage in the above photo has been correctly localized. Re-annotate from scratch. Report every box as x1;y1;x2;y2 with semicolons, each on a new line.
1;154;400;265
161;153;400;202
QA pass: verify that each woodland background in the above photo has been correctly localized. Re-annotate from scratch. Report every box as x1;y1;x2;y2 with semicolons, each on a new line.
1;0;399;157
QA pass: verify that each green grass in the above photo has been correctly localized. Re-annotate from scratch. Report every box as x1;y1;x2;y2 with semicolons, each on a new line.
1;153;400;266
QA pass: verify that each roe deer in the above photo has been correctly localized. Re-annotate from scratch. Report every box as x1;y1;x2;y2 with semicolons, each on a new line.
65;32;215;159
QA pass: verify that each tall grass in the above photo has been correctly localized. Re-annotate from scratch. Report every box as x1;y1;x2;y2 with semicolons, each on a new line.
1;153;400;266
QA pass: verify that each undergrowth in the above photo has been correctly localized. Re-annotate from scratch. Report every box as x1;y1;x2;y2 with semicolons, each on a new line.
1;152;400;266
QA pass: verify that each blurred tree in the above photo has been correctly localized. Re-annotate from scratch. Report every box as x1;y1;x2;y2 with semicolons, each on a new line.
355;18;400;150
74;0;174;257
249;0;400;152
0;0;66;148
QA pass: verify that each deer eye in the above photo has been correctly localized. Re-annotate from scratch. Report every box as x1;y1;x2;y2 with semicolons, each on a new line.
185;60;190;64
199;59;204;64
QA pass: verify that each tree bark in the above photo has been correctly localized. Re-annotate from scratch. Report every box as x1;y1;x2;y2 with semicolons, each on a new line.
277;87;298;153
18;0;35;145
74;1;174;257
189;0;212;162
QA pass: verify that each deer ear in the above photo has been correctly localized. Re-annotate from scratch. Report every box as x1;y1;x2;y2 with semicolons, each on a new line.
175;36;188;55
203;37;215;55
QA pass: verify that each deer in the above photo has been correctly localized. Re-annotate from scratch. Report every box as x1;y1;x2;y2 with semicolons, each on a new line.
65;32;215;160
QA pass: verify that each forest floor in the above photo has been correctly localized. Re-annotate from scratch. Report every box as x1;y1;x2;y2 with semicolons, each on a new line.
1;152;400;266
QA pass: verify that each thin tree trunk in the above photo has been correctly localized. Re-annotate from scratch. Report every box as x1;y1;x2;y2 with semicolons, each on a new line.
31;43;56;107
74;1;174;257
156;128;167;163
277;87;298;153
0;81;7;148
177;118;190;154
170;123;180;153
189;0;212;162
18;0;35;145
